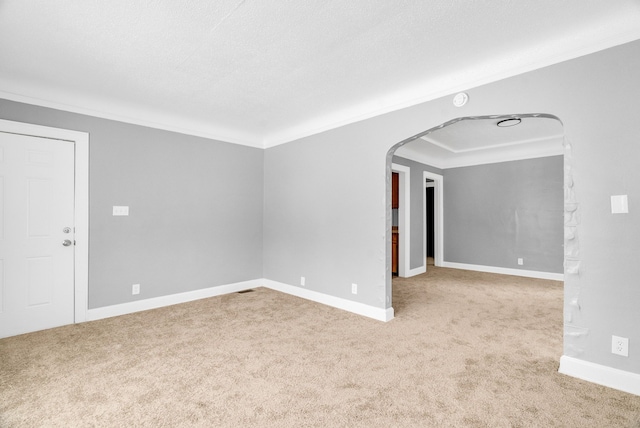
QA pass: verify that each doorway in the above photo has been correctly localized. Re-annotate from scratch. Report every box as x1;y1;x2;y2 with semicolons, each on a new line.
391;163;409;277
0;119;89;338
422;171;443;268
426;179;434;263
387;113;564;310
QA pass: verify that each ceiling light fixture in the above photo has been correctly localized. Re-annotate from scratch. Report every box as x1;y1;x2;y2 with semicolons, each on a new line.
452;92;469;107
496;118;522;127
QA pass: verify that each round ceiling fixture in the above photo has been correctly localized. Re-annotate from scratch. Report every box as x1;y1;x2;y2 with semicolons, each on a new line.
452;92;469;107
496;118;522;127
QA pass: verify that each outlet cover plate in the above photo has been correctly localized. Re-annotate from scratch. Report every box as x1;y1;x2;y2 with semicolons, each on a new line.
612;335;629;357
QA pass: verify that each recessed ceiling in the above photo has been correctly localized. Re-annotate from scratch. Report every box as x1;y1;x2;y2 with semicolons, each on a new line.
1;1;639;148
395;115;564;168
424;115;563;153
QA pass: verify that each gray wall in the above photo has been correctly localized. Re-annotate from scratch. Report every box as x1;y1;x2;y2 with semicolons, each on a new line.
391;155;443;269
443;156;564;273
0;99;264;309
263;40;640;375
390;155;563;274
263;137;387;308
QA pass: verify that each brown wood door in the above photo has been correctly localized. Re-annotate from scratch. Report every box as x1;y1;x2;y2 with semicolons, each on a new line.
392;231;398;275
392;172;399;209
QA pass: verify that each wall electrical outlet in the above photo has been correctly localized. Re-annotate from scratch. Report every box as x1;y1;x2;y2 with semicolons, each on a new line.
351;283;357;295
612;335;629;357
300;277;305;286
132;283;140;295
517;258;524;266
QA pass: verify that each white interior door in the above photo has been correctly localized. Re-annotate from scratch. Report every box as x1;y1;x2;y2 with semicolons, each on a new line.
0;131;75;338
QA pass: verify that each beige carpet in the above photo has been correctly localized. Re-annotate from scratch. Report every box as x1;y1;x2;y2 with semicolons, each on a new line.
1;266;640;427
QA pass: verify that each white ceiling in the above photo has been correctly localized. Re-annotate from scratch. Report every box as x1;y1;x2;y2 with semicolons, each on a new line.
395;115;564;169
1;1;639;148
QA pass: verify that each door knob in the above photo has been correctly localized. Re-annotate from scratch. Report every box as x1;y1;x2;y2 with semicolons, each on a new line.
62;239;73;247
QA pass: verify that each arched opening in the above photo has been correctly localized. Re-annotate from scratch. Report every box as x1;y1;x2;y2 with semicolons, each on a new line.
386;113;565;313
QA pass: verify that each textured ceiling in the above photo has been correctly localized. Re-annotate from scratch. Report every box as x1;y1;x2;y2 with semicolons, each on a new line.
1;1;640;148
395;115;564;168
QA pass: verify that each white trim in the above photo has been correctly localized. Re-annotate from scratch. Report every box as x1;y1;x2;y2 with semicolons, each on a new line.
263;279;394;322
407;266;427;277
422;132;564;154
0;91;263;149
3;26;640;150
74;133;89;323
88;278;394;324
424;171;444;267
264;28;640;148
262;28;640;148
441;261;564;281
559;356;640;397
0;119;90;324
391;163;411;277
87;279;262;321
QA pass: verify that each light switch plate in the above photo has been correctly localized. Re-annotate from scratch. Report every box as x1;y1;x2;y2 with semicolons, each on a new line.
611;195;628;214
113;206;129;216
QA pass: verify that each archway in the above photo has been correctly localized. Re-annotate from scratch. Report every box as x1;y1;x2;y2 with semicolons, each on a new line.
386;113;565;311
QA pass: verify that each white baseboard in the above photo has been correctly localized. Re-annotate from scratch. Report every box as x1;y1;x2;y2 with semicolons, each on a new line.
263;279;394;322
86;279;262;321
441;261;564;281
87;278;394;324
559;355;640;397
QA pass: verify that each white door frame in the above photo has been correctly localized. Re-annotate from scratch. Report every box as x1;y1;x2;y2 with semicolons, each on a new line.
391;163;410;277
424;171;443;267
0;119;89;323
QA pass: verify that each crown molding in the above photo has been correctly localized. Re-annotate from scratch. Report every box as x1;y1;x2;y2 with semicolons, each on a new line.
0;89;265;149
262;28;640;148
2;27;639;150
395;136;564;169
